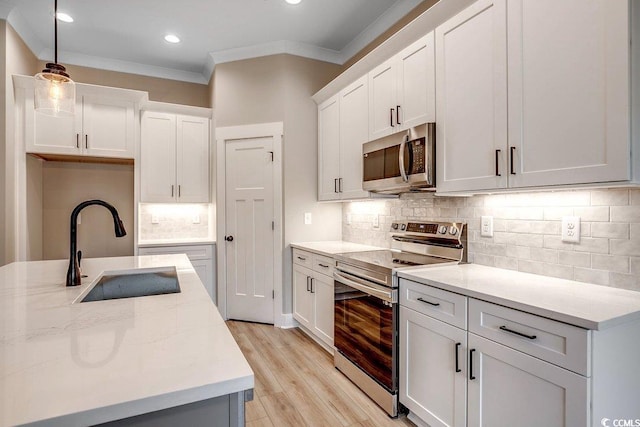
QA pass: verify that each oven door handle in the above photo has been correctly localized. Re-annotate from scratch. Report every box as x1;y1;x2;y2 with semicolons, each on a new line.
334;271;396;303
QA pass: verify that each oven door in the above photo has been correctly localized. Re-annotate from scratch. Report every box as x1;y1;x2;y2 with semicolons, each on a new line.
334;270;398;392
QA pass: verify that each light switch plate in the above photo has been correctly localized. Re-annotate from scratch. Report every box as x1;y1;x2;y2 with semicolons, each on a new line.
481;216;493;237
373;215;380;229
151;214;160;224
192;214;200;224
346;213;352;225
304;212;312;225
562;216;580;243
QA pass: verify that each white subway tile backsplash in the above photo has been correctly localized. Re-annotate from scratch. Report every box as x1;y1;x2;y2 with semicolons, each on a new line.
342;188;640;290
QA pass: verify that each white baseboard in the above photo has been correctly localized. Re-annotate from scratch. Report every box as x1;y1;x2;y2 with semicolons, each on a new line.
277;313;298;329
407;412;429;427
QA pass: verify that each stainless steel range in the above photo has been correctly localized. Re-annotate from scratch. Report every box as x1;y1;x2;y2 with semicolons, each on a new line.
333;220;467;417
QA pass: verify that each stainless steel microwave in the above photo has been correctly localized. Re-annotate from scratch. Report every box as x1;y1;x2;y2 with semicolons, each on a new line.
363;123;435;194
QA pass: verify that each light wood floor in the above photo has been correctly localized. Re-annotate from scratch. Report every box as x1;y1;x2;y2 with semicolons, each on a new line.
227;320;416;427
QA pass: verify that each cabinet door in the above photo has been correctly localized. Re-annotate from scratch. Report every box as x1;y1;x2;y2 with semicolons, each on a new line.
293;265;313;330
368;58;398;140
400;307;467;427
82;94;136;158
339;76;370;200
141;112;177;202
435;0;508;192
397;33;436;130
28;100;82;155
467;334;589;427
176;115;210;203
191;259;215;302
311;273;334;347
507;0;630;187
318;95;341;201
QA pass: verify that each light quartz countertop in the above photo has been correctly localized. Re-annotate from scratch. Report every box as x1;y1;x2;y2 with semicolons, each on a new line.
137;239;216;248
0;254;252;427
398;263;640;330
291;241;386;256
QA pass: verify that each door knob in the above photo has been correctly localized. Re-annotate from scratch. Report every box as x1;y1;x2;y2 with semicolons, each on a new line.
225;235;234;242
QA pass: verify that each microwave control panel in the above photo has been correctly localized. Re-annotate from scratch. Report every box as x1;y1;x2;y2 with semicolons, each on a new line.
409;138;425;174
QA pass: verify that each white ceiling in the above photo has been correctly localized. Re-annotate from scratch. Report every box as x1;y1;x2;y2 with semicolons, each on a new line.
1;0;424;83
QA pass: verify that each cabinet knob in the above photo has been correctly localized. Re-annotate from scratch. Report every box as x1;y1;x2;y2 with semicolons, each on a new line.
225;235;234;242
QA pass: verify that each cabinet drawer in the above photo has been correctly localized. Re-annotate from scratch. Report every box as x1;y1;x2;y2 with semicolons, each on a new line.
293;249;313;268
469;299;590;376
138;244;213;261
399;278;467;330
312;254;335;277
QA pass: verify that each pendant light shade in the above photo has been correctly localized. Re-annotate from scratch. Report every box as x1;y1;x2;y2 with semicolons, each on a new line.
35;0;75;117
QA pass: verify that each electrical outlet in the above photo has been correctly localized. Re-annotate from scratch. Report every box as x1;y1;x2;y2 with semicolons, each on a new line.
151;214;160;224
304;212;312;225
481;216;493;237
192;214;201;224
373;215;380;229
562;216;581;243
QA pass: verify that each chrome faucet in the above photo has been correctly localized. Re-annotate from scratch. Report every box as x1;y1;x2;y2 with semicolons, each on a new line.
66;200;127;287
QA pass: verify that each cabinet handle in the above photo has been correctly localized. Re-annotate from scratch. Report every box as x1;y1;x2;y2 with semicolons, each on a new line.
469;349;476;380
178;185;181;197
310;278;315;294
396;105;401;125
495;149;501;176
499;325;537;340
85;135;88;149
76;134;80;149
318;263;329;268
297;256;307;261
334;178;339;194
339;178;343;193
417;297;440;307
455;342;462;373
510;146;516;175
171;185;174;197
306;276;310;292
390;108;395;127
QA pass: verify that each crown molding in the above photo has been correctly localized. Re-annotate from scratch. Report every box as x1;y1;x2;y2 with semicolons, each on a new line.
38;48;209;84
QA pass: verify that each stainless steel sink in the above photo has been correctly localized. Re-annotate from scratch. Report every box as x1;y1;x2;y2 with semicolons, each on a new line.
79;267;180;303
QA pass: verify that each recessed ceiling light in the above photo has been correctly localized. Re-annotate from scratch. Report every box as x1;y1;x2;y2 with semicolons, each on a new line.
285;0;302;4
56;12;74;23
164;34;181;44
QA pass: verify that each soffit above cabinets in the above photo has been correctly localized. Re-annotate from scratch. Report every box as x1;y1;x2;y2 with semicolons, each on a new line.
1;0;423;84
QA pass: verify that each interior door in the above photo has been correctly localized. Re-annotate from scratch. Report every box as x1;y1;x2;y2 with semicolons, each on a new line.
225;136;275;324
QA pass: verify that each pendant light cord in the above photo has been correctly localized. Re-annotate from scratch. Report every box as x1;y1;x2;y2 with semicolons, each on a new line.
54;0;58;64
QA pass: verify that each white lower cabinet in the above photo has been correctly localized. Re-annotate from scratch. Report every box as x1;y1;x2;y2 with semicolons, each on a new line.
399;278;591;427
292;249;334;349
467;333;588;427
138;244;216;302
400;306;467;427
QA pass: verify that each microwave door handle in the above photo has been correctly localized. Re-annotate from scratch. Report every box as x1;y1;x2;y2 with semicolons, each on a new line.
399;134;409;182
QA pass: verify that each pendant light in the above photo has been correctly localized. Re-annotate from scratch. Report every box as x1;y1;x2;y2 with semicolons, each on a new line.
34;0;75;117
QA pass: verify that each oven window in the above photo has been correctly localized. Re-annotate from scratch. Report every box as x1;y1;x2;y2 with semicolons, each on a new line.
363;148;385;182
334;280;395;391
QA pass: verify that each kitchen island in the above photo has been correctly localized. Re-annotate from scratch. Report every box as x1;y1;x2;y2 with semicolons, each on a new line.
0;254;253;427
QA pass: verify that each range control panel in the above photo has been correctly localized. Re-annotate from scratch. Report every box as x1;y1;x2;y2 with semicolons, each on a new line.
390;221;464;238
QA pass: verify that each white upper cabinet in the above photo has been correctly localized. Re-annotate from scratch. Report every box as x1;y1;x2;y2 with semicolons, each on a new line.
436;0;631;193
318;76;369;201
318;95;341;201
339;76;370;200
369;33;436;141
435;0;508;193
27;85;141;159
141;107;211;203
507;0;630;188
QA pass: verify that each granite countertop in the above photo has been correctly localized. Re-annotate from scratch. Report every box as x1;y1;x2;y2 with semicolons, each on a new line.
398;263;640;330
0;254;252;427
291;241;386;256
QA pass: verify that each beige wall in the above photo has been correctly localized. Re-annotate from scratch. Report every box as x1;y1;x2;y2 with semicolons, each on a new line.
41;161;134;261
213;54;343;313
37;61;211;108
